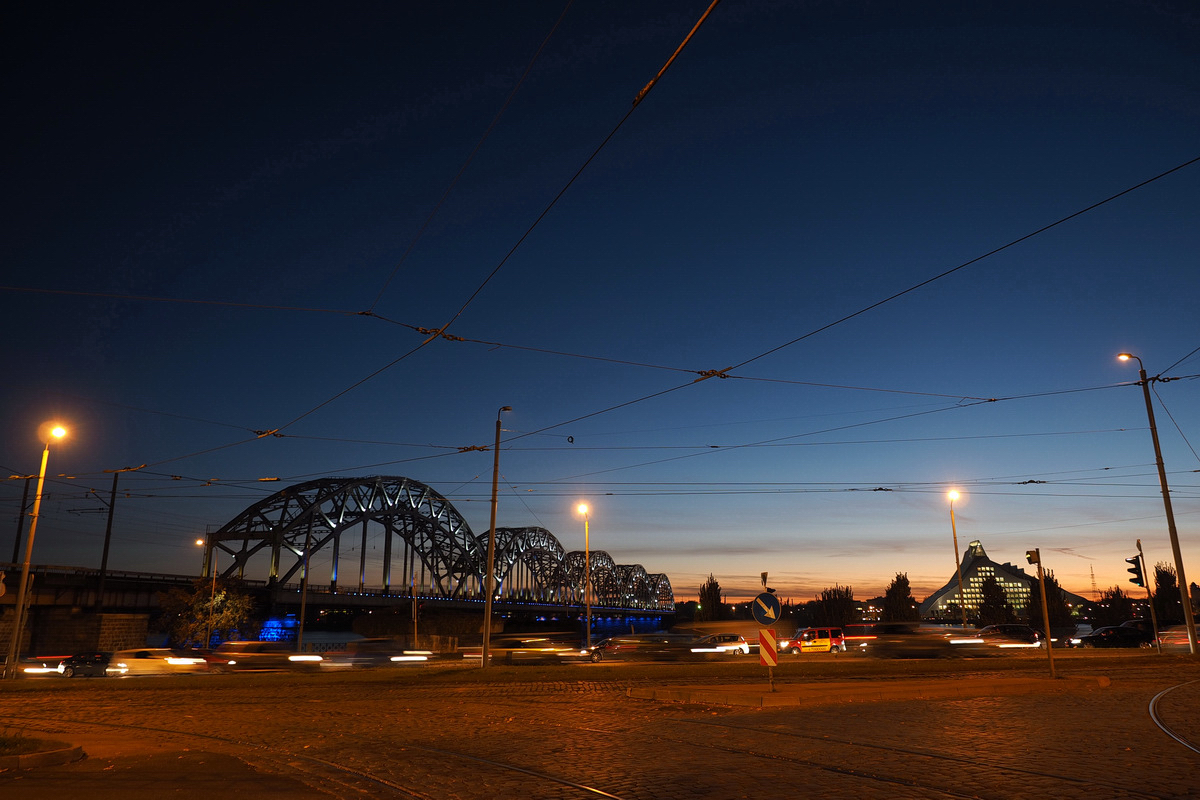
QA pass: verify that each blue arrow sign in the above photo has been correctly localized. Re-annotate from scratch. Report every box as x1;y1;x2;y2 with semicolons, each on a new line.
752;591;781;626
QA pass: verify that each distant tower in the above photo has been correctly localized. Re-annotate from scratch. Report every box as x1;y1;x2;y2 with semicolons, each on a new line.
1090;566;1099;599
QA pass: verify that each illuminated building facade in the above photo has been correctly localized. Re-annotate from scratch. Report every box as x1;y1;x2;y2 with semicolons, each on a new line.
919;540;1085;620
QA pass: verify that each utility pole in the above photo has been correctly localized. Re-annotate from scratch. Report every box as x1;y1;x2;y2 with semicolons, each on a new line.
1025;549;1056;679
1136;539;1161;654
10;477;32;564
94;465;143;609
1118;353;1197;655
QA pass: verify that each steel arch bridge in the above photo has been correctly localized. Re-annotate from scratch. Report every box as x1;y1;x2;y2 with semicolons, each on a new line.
204;476;674;612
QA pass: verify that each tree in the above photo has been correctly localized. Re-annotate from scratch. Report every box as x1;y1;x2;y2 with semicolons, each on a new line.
1091;586;1134;628
158;577;259;647
696;574;726;622
814;584;855;628
977;576;1015;626
881;573;920;622
1153;562;1183;625
1025;569;1073;633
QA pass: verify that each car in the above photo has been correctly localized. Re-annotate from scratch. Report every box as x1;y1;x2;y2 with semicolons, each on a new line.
212;640;323;671
865;622;955;658
689;633;750;655
57;651;112;678
321;638;431;668
1158;627;1193;650
841;623;877;652
1074;626;1156;649
977;624;1041;643
587;633;697;662
797;627;846;654
945;624;1044;655
106;648;208;676
474;634;587;665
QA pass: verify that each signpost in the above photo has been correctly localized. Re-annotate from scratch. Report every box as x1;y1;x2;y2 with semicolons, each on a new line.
751;591;781;626
753;573;780;691
759;628;777;667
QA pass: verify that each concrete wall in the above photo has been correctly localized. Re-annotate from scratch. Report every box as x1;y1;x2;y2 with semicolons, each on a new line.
20;608;149;655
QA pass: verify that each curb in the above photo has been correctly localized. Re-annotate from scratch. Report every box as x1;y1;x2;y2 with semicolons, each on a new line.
0;743;85;770
627;675;1112;708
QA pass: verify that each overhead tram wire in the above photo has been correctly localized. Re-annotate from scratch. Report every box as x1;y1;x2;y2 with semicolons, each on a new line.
0;285;361;316
721;154;1200;374
1162;343;1200;374
366;0;576;313
498;379;1129;482
395;157;1200;453
362;314;995;400
277;2;725;433
1152;383;1200;464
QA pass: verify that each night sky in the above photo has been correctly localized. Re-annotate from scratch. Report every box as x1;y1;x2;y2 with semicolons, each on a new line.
3;1;1198;605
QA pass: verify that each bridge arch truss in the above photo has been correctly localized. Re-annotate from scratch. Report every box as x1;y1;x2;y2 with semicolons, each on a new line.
207;476;674;612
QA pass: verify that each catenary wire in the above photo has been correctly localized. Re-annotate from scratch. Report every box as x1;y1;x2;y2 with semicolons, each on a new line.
281;3;724;433
367;0;577;312
1152;383;1200;465
1162;343;1200;374
723;154;1200;374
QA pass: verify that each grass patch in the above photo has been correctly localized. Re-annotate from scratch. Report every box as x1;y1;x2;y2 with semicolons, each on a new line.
0;731;62;756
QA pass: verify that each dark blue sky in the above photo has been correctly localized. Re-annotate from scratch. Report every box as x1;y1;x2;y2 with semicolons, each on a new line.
3;1;1198;601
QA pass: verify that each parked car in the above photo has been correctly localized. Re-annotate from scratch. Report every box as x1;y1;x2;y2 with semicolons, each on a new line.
689;633;750;655
58;651;112;678
1074;626;1155;649
212;640;323;671
106;648;208;676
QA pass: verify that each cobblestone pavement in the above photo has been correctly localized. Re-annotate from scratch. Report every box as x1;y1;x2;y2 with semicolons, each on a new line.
1;656;1198;799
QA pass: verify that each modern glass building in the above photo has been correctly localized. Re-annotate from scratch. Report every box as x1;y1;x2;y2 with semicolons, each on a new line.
919;540;1087;619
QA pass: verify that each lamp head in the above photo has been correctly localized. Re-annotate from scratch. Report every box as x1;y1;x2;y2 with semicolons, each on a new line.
577;503;588;516
195;538;205;547
499;405;512;413
1117;352;1143;369
38;422;68;443
947;490;959;502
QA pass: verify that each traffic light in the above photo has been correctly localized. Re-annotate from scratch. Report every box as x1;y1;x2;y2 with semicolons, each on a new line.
1025;550;1039;565
1126;555;1144;587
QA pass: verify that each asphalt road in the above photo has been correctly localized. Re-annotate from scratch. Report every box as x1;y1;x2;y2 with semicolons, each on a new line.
1;652;1198;799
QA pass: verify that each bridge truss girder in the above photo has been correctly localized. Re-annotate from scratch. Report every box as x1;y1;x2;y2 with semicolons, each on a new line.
206;476;674;612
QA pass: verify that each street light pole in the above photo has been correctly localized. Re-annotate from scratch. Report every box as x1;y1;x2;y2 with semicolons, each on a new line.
948;491;969;629
1025;548;1057;679
1118;353;1198;655
4;424;66;680
196;535;218;648
578;504;591;648
481;405;511;670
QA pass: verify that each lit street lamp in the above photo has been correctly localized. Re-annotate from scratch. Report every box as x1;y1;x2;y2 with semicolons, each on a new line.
4;424;67;680
947;490;969;629
481;405;512;669
578;503;592;648
1117;353;1197;655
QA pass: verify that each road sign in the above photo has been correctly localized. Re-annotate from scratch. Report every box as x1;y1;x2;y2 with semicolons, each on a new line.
759;628;777;667
751;591;781;626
